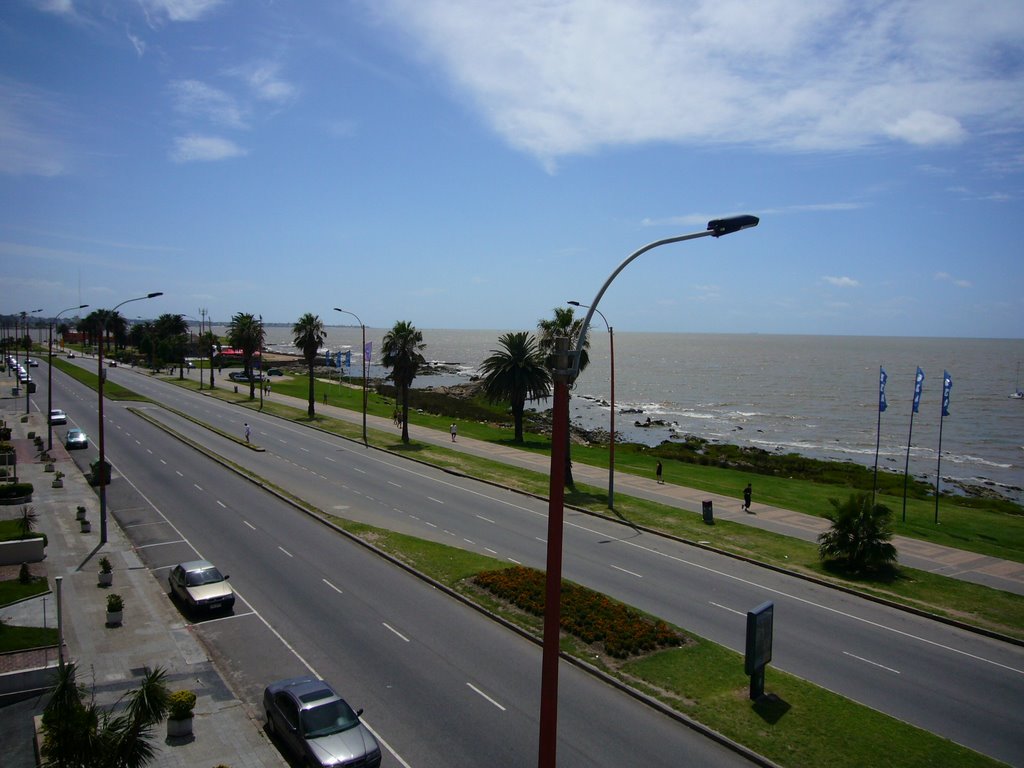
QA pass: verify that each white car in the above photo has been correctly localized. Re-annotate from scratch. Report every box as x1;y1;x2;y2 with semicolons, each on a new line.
49;409;68;425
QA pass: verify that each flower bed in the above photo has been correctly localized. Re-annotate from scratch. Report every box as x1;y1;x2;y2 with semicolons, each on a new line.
473;565;685;658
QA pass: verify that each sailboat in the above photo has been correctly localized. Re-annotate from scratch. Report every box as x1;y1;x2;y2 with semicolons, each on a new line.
1011;362;1024;399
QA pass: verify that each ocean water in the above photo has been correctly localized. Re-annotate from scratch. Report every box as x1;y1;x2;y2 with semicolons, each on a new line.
233;326;1024;502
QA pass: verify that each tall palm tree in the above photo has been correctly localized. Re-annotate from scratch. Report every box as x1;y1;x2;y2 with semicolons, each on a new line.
817;492;898;574
293;312;327;418
227;312;264;399
381;320;426;444
199;329;219;388
536;306;590;487
479;331;551;443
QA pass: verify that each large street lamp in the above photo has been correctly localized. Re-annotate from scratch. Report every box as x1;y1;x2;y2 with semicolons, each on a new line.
48;304;88;450
334;308;368;446
20;309;43;415
567;301;615;509
537;215;759;768
98;292;162;544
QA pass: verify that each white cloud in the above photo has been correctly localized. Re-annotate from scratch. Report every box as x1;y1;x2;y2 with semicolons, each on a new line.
232;62;298;104
372;0;1024;163
140;0;226;23
170;80;247;128
823;276;860;288
170;134;246;163
0;79;69;176
934;272;972;288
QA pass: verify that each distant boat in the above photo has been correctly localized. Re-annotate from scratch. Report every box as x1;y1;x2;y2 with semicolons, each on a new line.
1012;362;1024;399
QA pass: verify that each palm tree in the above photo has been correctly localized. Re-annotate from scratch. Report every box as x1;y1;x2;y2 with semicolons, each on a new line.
293;312;327;418
199;329;219;388
817;492;899;575
381;321;426;444
479;331;551;443
41;662;170;768
227;312;264;400
536;307;590;487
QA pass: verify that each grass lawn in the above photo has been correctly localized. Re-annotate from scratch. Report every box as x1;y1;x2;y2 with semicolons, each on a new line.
0;623;59;653
0;576;50;606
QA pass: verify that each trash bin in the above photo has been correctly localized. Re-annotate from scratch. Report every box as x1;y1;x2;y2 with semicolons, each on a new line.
702;499;714;524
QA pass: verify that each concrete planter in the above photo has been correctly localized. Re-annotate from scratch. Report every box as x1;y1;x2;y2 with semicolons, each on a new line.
0;537;45;565
51;478;63;488
98;571;113;587
105;609;122;626
166;716;193;738
80;520;91;533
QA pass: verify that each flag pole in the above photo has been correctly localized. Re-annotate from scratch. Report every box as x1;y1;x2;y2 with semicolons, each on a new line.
873;366;887;507
902;367;924;523
934;371;952;524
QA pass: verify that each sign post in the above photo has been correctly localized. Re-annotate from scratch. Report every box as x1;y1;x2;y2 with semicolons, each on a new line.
745;601;774;700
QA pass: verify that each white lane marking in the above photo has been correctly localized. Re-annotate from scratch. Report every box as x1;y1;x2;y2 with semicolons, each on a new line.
278;546;293;558
476;514;495;523
353;467;366;474
323;578;343;594
710;602;745;617
135;539;188;549
535;537;546;544
485;548;498;555
464;539;475;545
383;623;410;642
243;520;256;531
467;682;506;711
194;484;203;491
388;481;402;488
217;500;226;508
175;470;184;477
844;651;901;674
610;564;643;579
508;558;521;565
425;521;437;528
300;446;310;453
427;497;444;505
160;459;167;464
324;456;336;462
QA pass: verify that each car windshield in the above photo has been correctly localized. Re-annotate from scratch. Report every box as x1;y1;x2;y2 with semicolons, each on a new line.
185;567;224;586
300;699;359;738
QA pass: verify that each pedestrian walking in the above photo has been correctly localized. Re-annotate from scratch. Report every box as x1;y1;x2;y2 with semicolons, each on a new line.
244;423;250;443
450;423;457;442
656;461;663;484
743;483;753;512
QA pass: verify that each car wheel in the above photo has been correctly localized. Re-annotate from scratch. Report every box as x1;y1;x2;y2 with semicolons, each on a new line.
265;710;276;735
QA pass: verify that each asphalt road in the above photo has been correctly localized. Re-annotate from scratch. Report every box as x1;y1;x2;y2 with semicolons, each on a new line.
45;361;1024;765
42;364;754;767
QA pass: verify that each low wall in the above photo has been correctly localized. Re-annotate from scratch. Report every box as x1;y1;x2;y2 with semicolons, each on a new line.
0;537;45;565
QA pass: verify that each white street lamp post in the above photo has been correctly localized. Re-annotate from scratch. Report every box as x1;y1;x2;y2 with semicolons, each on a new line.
48;304;88;450
334;308;368;446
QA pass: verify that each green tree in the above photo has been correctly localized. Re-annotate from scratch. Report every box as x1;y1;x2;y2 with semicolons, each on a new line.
153;313;189;379
292;312;327;418
536;307;590;487
381;321;426;444
479;331;551;443
41;663;170;768
817;492;899;574
199;329;219;388
227;312;264;400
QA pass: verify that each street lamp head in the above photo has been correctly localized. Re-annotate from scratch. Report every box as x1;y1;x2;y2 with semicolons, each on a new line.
147;292;163;299
707;215;759;237
567;301;582;307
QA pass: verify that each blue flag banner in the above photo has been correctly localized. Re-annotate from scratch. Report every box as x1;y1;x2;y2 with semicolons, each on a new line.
912;367;925;413
942;371;952;416
364;341;372;363
334;351;343;368
344;350;351;368
879;368;888;412
324;350;331;366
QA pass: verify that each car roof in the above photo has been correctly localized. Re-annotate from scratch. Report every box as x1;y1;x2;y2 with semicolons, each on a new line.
176;559;216;571
266;677;341;708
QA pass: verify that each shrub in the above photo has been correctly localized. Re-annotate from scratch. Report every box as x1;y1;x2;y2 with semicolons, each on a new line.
19;562;31;584
17;505;38;537
167;689;196;720
99;556;112;574
0;483;33;500
106;593;124;612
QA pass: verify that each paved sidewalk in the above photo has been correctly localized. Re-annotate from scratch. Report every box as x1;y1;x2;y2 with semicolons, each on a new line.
0;398;285;768
265;383;1024;597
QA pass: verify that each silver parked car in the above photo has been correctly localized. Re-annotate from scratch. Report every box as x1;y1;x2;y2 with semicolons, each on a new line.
263;677;381;768
167;560;235;612
49;408;68;425
65;428;89;450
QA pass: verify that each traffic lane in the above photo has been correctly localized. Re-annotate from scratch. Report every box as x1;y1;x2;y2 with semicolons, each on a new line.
99;401;753;768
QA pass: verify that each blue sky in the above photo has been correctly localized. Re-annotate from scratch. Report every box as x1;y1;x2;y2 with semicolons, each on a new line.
2;0;1023;338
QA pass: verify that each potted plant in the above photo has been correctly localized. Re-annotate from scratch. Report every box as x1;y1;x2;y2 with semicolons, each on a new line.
166;689;196;738
105;593;123;626
76;505;87;521
51;470;64;488
98;556;113;587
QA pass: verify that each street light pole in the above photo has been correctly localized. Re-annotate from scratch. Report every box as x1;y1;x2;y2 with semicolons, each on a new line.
334;308;368;446
537;215;758;768
568;301;615;509
48;304;88;450
21;309;43;415
98;292;162;545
